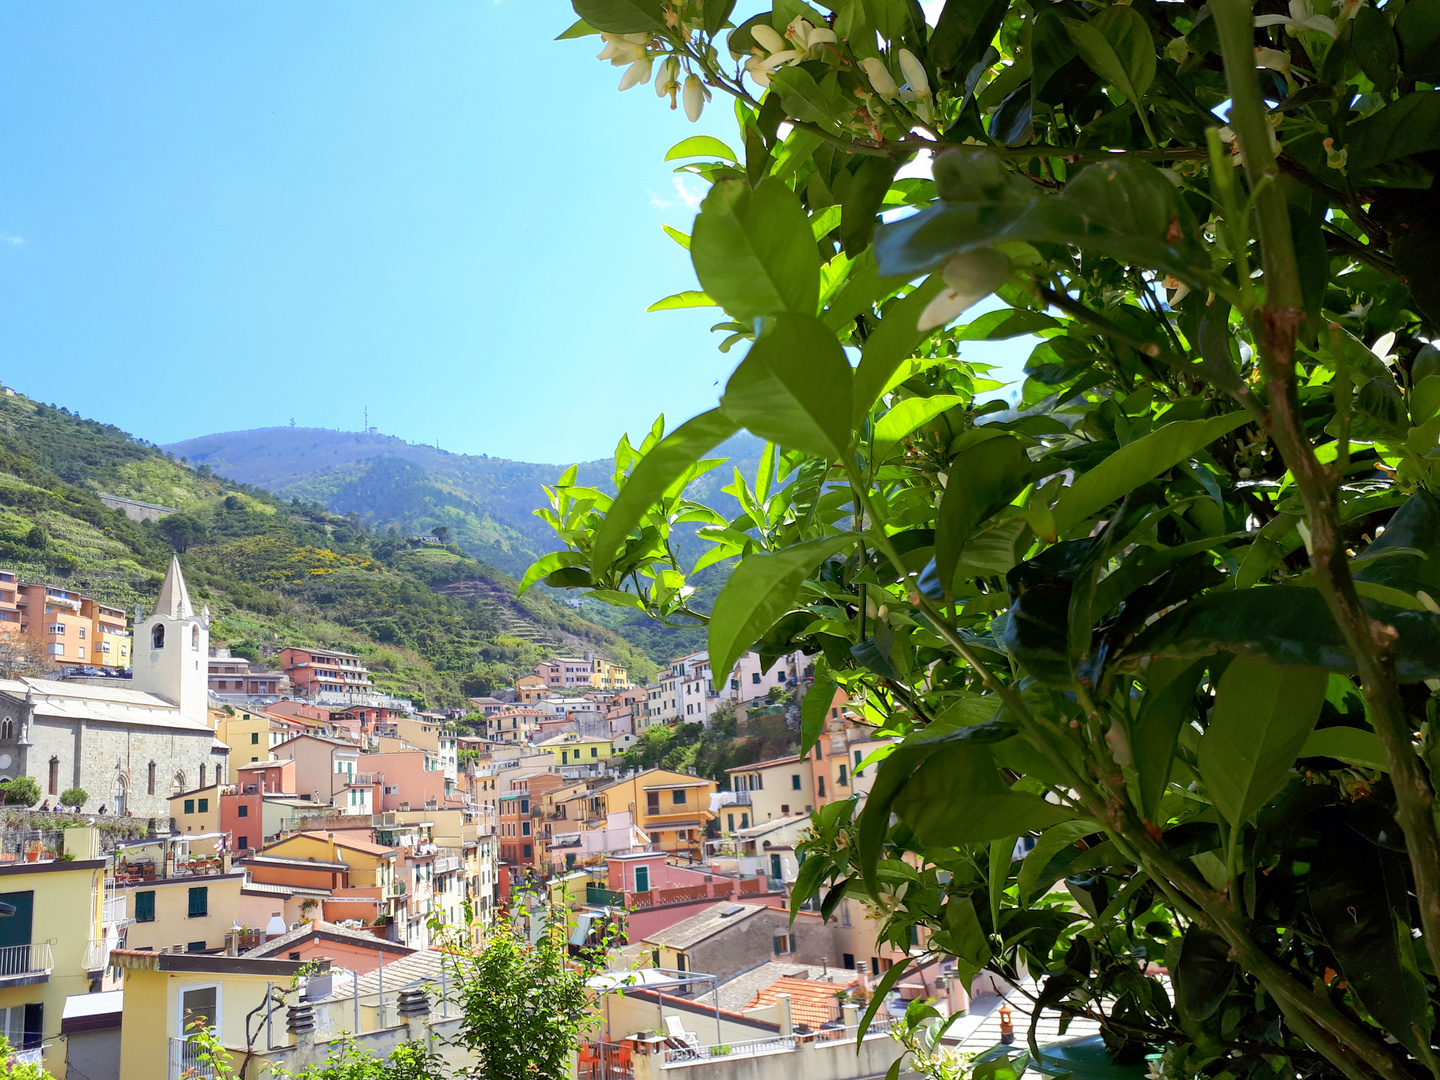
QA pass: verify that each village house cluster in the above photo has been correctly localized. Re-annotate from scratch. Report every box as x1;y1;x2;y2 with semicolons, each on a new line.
0;558;969;1080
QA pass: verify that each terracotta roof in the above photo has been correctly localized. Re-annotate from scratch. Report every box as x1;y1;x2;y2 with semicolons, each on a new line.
244;919;412;958
742;975;857;1029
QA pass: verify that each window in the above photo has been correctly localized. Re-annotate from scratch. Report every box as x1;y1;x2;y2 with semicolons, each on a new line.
519;799;529;814
47;624;65;636
791;774;802;790
48;758;58;796
76;646;85;659
727;814;734;832
773;935;792;955
197;798;209;813
817;776;826;798
237;805;248;818
184;800;195;814
843;953;856;969
841;901;852;928
838;764;848;786
48;644;63;656
634;865;650;893
191;625;200;649
522;844;532;859
187;941;206;953
646;792;660;814
180;986;216;1034
751;673;761;684
237;836;248;851
740;814;749;829
152;625;164;649
135;891;156;922
199;765;207;789
780;804;789;815
671;789;686;805
522;821;531;836
148;762;156;795
250;732;260;745
188;887;208;918
78;627;86;640
591;747;598;758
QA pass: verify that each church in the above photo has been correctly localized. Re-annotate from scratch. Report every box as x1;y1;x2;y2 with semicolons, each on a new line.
0;556;228;818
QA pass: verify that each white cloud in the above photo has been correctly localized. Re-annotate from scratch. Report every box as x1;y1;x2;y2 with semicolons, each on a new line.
648;176;704;211
0;234;23;246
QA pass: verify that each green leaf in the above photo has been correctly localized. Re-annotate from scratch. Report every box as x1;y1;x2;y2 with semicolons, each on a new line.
841;157;901;258
800;670;836;759
857;956;912;1044
892;742;1076;848
590;409;739;577
1174;926;1237;1025
1346;92;1440;172
1128;658;1206;822
1016;820;1098;904
708;534;858;689
1063;7;1157;105
1197;656;1328;829
1300;726;1388;771
934;435;1034;592
955;308;1059;340
518;551;587;596
555;18;599;39
851;276;946;425
665;136;740;162
720;313;855;459
646;290;717;311
1308;833;1431;1055
571;0;666;33
1354;491;1440;598
1395;0;1440;80
873;395;967;459
704;0;736;36
942;897;992;989
692;178;821;321
930;0;1010;77
1052;413;1249;533
989;835;1018;931
1353;5;1400;95
767;66;836;124
1128;587;1440;680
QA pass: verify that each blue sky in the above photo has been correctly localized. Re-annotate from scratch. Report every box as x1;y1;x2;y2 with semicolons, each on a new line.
1;2;1028;464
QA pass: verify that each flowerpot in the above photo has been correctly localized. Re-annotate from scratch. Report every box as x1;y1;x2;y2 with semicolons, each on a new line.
24;851;38;862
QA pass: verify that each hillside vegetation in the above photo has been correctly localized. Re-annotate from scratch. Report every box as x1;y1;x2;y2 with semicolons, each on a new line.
0;393;661;703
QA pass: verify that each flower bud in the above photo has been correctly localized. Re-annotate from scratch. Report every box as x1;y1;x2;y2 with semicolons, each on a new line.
859;57;899;99
683;75;706;122
898;49;930;97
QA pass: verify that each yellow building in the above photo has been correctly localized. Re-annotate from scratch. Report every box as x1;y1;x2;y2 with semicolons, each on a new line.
595;768;716;856
170;784;221;835
0;827;112;1078
535;732;614;768
112;949;306;1080
261;832;399;893
118;836;245;955
514;674;548;704
214;709;274;784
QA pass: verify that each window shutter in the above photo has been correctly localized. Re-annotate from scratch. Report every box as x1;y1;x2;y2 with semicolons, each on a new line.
188;886;208;918
789;932;797;954
135;891;155;922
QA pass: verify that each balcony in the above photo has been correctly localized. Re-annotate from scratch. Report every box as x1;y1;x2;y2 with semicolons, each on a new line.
169;1037;216;1080
434;855;460;875
728;791;753;805
386;881;407;898
103;894;129;927
0;941;53;985
84;938;111;972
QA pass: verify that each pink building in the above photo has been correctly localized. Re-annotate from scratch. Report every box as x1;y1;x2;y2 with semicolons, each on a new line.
358;750;463;812
272;733;362;805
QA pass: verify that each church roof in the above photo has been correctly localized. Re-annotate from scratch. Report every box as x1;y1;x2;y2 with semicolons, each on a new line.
154;555;194;620
0;678;212;732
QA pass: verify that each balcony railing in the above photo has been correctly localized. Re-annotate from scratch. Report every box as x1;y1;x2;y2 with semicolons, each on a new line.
103;895;128;926
386;881;407;897
0;942;53;982
85;938;111;972
169;1036;216;1079
727;791;753;805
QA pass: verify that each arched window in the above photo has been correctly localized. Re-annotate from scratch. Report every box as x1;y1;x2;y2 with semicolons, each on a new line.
152;625;165;649
113;773;127;816
147;762;156;795
172;771;185;796
0;719;12;741
191;625;200;650
199;764;207;789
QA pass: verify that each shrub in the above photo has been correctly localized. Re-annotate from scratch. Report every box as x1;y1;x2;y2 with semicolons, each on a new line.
58;789;86;810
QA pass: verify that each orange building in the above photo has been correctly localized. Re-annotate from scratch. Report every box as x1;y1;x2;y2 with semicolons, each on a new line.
18;581;91;663
81;596;131;668
279;646;375;697
0;570;19;636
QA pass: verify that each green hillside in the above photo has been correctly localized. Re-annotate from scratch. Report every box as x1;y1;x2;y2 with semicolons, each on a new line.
0;393;661;704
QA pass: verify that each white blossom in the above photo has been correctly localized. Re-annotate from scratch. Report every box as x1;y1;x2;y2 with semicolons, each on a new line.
1255;0;1339;38
1254;46;1292;71
918;249;1010;330
784;17;837;55
898;48;930;98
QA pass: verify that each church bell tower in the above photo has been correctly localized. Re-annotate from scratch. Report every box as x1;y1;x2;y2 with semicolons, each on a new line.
132;555;210;722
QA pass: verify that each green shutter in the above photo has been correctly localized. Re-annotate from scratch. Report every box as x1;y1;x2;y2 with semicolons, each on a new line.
188;886;208;918
135;891;155;922
183;800;194;814
197;799;208;813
